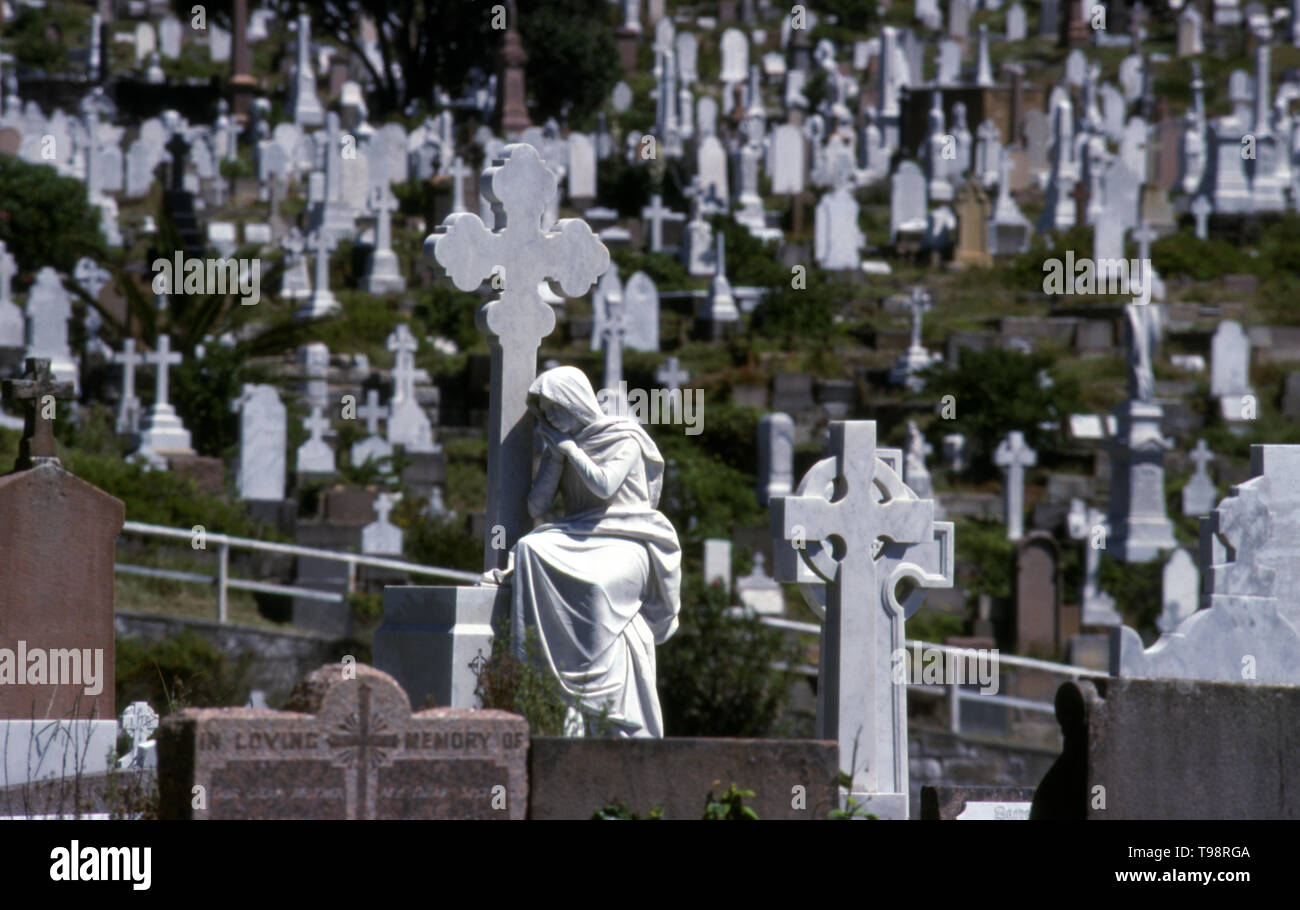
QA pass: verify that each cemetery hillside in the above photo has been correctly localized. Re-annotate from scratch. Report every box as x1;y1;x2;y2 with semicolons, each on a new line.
0;0;1292;877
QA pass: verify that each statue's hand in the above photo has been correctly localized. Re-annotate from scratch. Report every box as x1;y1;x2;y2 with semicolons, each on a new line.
556;439;582;461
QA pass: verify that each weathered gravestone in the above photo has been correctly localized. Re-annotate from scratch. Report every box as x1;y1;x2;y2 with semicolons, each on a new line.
1115;445;1300;685
1032;678;1300;819
1014;532;1062;655
771;421;954;817
1181;438;1217;516
994;431;1036;542
0;360;123;785
232;384;286;501
158;664;528;819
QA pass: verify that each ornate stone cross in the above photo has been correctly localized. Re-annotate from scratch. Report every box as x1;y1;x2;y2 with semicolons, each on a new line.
425;143;610;569
3;357;74;470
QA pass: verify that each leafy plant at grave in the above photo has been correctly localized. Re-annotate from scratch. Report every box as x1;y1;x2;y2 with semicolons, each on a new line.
651;428;766;545
1146;231;1249;282
915;347;1083;482
657;577;794;737
953;519;1015;613
346;591;385;626
102;763;161;820
592;801;665;820
1097;553;1165;643
404;513;484;574
218;157;254;180
516;0;621;127
750;269;843;345
60;447;279;538
597;155;655;217
0;156;107;277
709;216;787;289
116;630;254;714
827;773;879;820
473;624;571;735
1;3;85;72
703;783;759;820
412;284;482;355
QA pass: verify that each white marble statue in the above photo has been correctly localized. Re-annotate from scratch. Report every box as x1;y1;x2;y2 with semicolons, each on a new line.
490;366;682;738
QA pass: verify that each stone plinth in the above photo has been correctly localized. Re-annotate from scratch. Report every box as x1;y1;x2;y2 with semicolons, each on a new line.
374;585;509;710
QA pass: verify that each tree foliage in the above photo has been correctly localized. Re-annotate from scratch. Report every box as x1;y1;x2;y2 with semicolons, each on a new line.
0;156;105;278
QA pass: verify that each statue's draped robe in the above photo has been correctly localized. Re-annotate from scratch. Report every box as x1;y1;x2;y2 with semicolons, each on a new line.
514;368;682;737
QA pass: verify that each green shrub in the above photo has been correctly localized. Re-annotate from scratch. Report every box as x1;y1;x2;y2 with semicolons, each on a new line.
473;624;570;735
657;577;792;737
116;630;253;713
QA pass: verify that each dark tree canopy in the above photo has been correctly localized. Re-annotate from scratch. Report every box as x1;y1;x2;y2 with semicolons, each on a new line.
0;155;106;278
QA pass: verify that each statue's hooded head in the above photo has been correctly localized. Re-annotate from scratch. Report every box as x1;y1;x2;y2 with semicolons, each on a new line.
527;365;667;506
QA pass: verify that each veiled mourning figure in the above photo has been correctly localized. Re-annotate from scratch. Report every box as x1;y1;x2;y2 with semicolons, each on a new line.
499;366;682;737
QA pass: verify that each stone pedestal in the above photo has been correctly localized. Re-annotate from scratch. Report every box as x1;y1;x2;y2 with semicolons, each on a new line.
1;720;119;787
138;403;193;454
374;585;509;710
1107;400;1177;562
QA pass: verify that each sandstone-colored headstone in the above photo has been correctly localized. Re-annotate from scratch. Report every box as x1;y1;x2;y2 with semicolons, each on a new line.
158;663;528;819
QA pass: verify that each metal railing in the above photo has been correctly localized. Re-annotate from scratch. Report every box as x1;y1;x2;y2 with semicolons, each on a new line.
116;520;479;623
758;615;1110;735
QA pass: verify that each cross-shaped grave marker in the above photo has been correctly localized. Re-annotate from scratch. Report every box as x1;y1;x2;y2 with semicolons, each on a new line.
906;286;932;350
112;338;145;435
145;333;182;412
770;421;944;815
425;143;610;569
118;700;159;768
358;388;388;436
641;193;671;253
994;430;1037;542
656;356;689;395
3;358;74;470
1067;497;1121;624
301;229;339;318
1191;194;1212;241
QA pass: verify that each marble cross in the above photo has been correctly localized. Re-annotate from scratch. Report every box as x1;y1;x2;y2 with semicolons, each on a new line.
113;338;145;434
1067;497;1121;624
641;193;671;253
303;405;332;440
1191;194;1211;241
358;388;388;435
303;229;339;317
1191;437;1214;476
387;323;419;401
770;421;940;815
656;356;689;394
120;701;159;749
145;334;182;410
3;358;75;469
425;143;610;569
373;490;399;524
906;287;932;350
994;430;1037;541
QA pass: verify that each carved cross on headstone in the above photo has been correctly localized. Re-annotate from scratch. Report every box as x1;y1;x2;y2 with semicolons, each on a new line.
3;358;74;470
656;356;689;394
641;193;671;253
358;388;388;435
994;430;1037;541
770;421;939;813
425;143;610;569
325;682;400;821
